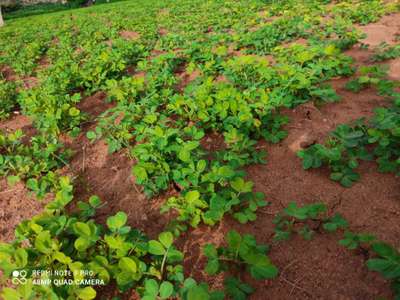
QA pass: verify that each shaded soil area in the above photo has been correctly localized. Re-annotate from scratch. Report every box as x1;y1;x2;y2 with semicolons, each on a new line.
358;14;400;47
389;58;400;80
0;179;49;242
0;114;34;134
62;91;172;237
242;109;398;299
120;30;141;41
0;114;44;242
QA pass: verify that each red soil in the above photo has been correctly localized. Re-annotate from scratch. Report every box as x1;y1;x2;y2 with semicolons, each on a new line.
176;69;202;91
389;58;400;80
357;14;400;47
0;180;49;242
158;28;169;36
120;30;141;41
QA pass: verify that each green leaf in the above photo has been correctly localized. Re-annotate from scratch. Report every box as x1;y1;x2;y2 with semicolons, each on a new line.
54;251;72;264
340;176;355;187
148;240;166;255
118;257;137;273
69;107;80;117
159;231;173;248
144;279;159;297
330;172;343;181
159;281;174;299
299;226;313;240
301;153;314;169
86;131;97;140
74;237;90;251
178;149;191;162
133;166;148;182
34;231;53;254
76;287;96;300
227;230;242;250
203;244;217;258
185;190;200;202
250;263;279;279
144;114;157;124
224;277;254;300
89;195;101;207
273;230;291;241
230;177;253;193
233;212;249;224
107;212;128;231
14;248;28;267
167;248;184;262
284;202;326;220
16;280;34;298
205;258;220;275
1;288;20;300
74;222;91;237
187;285;211;300
371;242;399;258
368;258;400;279
26;178;38;191
197;160;207;172
323;214;348;232
218;166;234;177
7;176;20;186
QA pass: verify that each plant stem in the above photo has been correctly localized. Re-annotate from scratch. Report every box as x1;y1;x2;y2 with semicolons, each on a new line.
160;246;170;279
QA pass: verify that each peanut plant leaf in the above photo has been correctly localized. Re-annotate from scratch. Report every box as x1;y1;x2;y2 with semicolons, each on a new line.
148;240;166;255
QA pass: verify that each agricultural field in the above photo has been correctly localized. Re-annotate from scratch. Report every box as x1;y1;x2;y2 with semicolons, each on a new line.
0;0;400;299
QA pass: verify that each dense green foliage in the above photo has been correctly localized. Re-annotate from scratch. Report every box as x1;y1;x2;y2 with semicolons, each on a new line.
0;76;18;120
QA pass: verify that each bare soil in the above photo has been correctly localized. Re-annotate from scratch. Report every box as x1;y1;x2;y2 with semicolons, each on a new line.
0;65;17;81
158;28;169;36
0;114;33;133
358;14;400;47
0;180;49;242
120;30;141;41
176;69;202;91
389;58;400;80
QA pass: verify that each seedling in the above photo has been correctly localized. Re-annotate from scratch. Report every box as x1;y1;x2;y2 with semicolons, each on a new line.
204;230;278;279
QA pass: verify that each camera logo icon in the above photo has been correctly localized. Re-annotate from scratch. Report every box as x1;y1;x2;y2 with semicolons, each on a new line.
12;270;27;285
